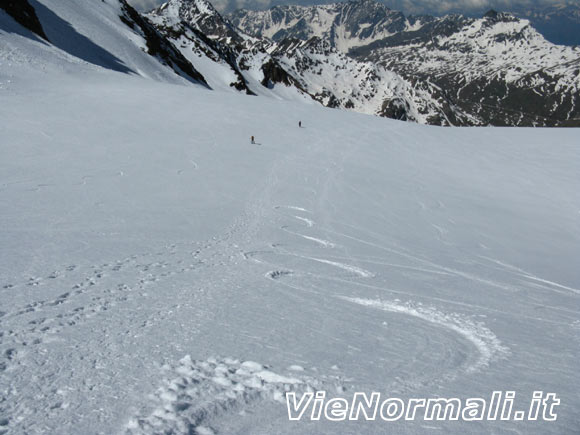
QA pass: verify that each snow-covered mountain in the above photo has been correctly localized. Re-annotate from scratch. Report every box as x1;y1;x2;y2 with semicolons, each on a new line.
267;37;447;122
146;0;262;95
5;0;430;121
353;9;580;126
146;0;443;122
230;0;580;126
1;0;208;85
228;0;414;52
5;0;577;126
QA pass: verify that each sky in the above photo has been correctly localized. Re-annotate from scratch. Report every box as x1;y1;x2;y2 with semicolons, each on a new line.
128;0;574;14
384;0;575;15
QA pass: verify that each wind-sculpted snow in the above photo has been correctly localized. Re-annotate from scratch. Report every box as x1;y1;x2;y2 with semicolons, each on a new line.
126;356;321;435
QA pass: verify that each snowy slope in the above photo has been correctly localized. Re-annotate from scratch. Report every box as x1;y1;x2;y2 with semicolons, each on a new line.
0;0;207;85
146;0;311;99
1;6;580;435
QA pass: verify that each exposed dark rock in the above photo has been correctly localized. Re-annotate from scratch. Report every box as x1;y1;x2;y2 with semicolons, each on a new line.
380;98;409;121
119;0;208;86
260;59;302;90
1;0;48;41
147;0;255;94
484;9;499;20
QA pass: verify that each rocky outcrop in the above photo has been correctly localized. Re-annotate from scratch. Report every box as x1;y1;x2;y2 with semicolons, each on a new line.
1;0;49;41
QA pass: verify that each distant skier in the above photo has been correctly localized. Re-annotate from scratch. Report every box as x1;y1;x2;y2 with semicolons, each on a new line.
299;121;302;128
251;135;255;144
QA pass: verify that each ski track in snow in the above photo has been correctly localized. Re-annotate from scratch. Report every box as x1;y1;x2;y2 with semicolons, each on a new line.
280;226;336;248
298;236;335;248
320;223;580;298
293;216;314;227
477;256;580;296
126;356;324;435
260;204;513;388
341;297;510;373
304;257;374;278
273;205;311;213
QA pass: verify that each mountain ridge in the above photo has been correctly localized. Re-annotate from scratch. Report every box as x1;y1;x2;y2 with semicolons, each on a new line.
147;0;450;122
229;0;580;126
2;0;578;126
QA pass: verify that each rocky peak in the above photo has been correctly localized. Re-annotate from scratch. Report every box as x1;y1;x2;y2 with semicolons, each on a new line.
228;0;408;51
483;9;518;23
151;0;242;42
484;9;499;19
